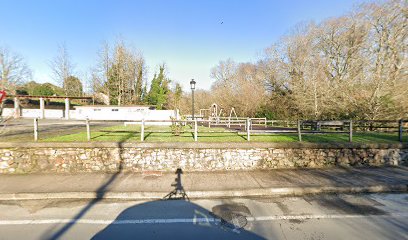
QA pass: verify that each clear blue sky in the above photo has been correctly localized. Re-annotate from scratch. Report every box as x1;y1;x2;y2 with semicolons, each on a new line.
0;0;369;91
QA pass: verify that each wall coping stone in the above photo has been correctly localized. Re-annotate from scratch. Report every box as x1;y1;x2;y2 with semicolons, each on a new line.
0;142;407;149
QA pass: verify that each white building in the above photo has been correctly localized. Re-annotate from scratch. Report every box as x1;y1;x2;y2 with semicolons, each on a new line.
73;105;178;123
2;102;178;124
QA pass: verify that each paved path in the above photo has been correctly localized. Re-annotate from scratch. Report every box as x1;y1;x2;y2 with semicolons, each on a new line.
0;167;406;200
0;119;116;141
0;193;406;239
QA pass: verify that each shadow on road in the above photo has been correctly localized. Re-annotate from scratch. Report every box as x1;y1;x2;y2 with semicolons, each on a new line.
163;168;189;201
91;200;265;240
42;141;127;240
92;168;265;240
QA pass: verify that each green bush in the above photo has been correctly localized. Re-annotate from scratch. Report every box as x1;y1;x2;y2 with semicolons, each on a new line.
170;116;185;136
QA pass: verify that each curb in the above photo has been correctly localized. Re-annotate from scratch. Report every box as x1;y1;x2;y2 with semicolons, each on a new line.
0;185;406;201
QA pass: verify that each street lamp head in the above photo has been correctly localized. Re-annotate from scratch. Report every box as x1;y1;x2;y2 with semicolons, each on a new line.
190;79;196;90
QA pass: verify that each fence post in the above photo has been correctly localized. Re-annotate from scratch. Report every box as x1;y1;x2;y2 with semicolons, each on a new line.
349;120;353;142
194;119;198;142
33;118;38;141
297;120;302;142
140;119;145;142
399;119;403;142
14;97;21;118
208;117;211;128
265;118;267;128
246;118;251;141
86;118;91;141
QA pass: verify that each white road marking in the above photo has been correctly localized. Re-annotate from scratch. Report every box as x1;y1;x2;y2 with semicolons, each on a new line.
0;218;219;225
248;213;408;221
0;213;407;226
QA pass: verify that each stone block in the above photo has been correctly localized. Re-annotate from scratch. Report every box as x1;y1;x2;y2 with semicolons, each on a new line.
37;159;49;170
0;161;9;169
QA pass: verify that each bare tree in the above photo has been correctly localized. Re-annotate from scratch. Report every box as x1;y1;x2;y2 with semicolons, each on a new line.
50;44;75;96
0;46;30;128
211;58;236;79
253;0;407;120
360;0;408;119
0;46;31;93
90;42;111;103
210;60;266;117
92;41;146;105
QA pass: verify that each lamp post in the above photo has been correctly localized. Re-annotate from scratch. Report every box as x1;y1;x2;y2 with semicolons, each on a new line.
190;79;196;120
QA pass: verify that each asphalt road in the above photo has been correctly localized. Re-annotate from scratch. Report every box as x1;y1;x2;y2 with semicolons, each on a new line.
0;119;117;141
0;193;406;240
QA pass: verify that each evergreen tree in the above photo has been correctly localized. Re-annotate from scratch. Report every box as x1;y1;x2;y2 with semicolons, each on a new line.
63;76;83;97
32;84;55;96
147;65;170;109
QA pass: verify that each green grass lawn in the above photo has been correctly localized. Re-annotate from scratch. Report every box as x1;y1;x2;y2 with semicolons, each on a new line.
41;124;408;143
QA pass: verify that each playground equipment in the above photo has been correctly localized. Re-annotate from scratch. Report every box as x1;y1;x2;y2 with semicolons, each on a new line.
210;103;222;118
200;103;223;118
199;103;267;129
227;107;239;127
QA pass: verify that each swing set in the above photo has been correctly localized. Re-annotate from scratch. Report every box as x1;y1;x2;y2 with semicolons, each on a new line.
199;103;242;127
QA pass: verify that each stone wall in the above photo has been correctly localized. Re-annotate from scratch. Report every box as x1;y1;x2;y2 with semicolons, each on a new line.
0;142;407;173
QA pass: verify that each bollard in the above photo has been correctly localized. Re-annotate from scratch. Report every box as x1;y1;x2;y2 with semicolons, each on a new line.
86;118;91;141
194;119;198;142
247;118;251;141
349;120;353;142
33;118;38;141
141;119;145;142
398;119;403;142
297;120;302;142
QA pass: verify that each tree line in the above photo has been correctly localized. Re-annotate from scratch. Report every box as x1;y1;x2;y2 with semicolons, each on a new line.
197;0;407;120
0;41;181;109
1;0;406;120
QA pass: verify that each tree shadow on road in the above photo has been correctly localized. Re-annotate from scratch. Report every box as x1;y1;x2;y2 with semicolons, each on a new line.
41;141;128;240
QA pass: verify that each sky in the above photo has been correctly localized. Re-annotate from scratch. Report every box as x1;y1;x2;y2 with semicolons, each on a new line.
0;0;370;91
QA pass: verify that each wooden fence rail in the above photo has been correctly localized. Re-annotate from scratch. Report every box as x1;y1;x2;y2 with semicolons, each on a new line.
30;118;406;143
